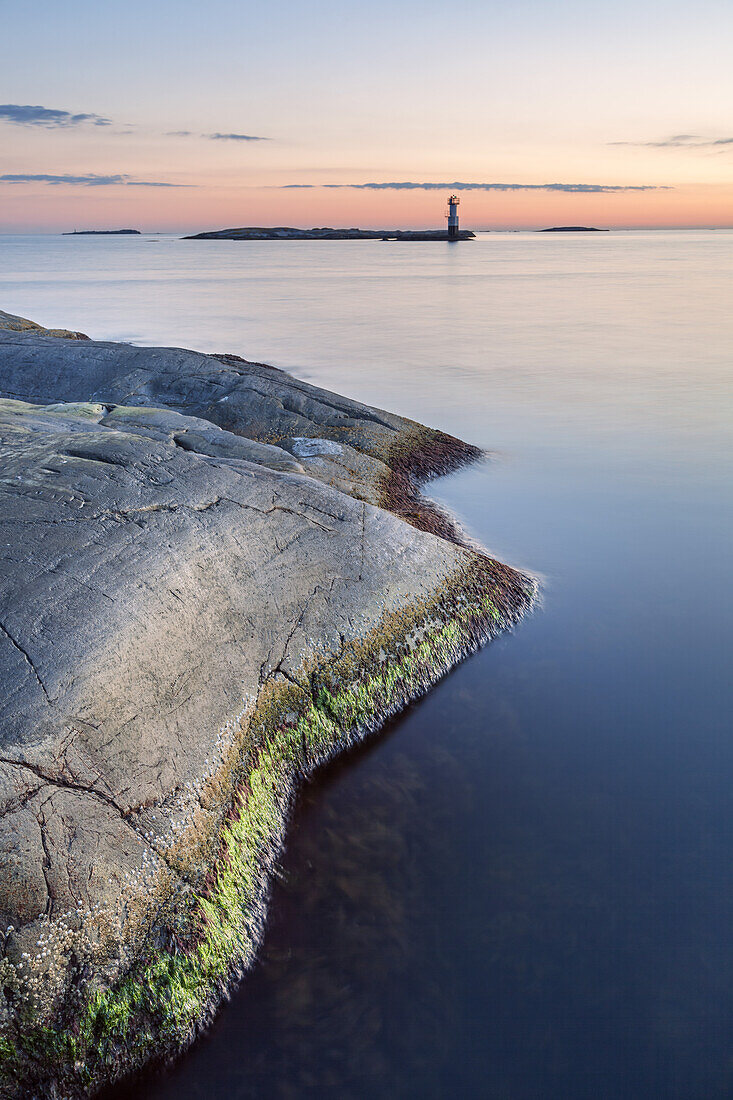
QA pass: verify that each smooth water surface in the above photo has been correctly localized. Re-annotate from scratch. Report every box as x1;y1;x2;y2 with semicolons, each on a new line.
2;231;732;1099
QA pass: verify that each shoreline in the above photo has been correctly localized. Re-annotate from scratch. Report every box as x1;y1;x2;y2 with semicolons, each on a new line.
0;313;533;1097
28;525;532;1100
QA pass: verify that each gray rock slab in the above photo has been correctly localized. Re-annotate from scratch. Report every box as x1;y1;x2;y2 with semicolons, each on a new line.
0;394;474;995
0;329;432;512
0;316;532;1097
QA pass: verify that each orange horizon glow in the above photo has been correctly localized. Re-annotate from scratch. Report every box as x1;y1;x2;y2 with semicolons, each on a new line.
2;181;732;234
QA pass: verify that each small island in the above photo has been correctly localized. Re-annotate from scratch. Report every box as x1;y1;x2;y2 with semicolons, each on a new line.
183;225;475;241
63;229;141;235
539;226;608;232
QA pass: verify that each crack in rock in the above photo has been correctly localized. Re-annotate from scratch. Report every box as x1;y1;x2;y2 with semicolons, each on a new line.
0;622;52;705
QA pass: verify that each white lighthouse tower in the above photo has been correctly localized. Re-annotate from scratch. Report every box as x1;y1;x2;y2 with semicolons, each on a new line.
447;194;460;240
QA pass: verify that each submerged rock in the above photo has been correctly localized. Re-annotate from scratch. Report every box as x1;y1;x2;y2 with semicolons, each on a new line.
0;314;533;1097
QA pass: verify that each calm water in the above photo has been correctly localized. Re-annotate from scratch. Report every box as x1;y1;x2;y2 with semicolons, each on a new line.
2;232;732;1099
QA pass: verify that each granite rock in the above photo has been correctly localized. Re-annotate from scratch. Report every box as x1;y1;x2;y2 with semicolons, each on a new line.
0;315;533;1097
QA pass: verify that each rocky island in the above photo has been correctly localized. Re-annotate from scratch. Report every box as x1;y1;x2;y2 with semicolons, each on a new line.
184;226;476;241
0;309;532;1097
62;230;141;236
539;226;608;232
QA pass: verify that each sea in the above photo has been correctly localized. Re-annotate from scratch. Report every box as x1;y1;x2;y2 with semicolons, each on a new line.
1;230;732;1099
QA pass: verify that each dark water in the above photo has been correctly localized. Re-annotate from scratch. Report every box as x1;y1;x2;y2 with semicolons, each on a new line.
2;231;732;1098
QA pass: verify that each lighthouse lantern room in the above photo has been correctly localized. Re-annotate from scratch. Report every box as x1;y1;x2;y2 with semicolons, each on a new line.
447;194;460;239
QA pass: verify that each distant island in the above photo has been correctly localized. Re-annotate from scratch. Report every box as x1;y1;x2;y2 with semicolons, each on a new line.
63;229;141;235
183;226;475;242
540;226;608;233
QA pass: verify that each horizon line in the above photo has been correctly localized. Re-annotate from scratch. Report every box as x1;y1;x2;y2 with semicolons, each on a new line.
1;224;732;235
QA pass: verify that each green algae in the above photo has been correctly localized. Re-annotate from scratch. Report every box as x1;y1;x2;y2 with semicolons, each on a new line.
0;558;533;1098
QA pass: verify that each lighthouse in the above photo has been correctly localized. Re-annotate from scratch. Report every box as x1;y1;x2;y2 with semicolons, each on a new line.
447;194;460;240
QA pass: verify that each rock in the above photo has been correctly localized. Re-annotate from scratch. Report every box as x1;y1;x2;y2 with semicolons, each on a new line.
0;310;88;341
0;314;533;1097
0;330;477;542
539;226;608;232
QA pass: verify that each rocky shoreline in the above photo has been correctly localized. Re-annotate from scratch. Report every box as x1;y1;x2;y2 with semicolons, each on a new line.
0;312;532;1097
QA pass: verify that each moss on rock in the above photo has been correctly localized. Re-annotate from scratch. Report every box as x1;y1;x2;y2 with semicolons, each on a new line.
0;557;533;1098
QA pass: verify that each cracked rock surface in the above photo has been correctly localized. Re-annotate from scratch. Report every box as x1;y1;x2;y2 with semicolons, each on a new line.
0;315;532;1096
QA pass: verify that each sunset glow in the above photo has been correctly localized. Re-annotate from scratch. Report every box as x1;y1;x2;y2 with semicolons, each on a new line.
2;0;732;232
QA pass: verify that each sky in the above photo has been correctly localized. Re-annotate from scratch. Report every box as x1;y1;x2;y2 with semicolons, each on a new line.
1;0;732;231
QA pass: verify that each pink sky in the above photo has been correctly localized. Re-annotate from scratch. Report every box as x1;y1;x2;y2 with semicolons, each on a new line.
2;181;731;235
2;0;732;232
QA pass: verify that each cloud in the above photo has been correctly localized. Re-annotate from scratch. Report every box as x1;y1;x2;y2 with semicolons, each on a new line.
0;104;111;128
165;130;269;141
281;181;666;193
165;130;268;141
611;134;733;148
207;132;268;141
129;180;189;187
0;174;187;187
